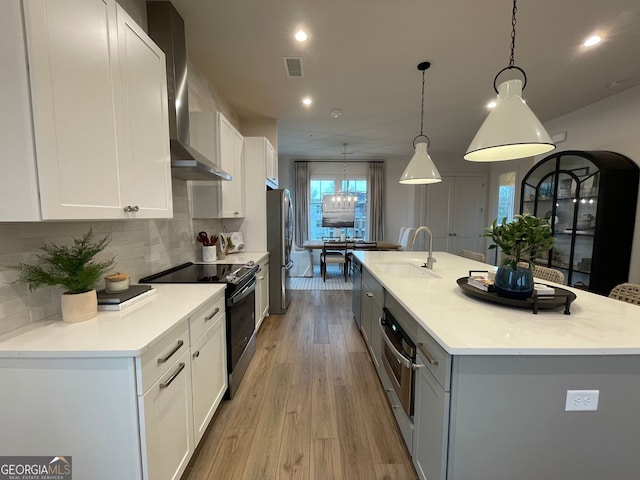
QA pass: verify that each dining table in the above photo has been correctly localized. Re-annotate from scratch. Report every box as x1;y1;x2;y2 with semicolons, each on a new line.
302;240;401;251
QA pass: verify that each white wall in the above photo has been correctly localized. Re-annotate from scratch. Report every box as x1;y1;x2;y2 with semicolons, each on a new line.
540;85;640;283
0;180;222;336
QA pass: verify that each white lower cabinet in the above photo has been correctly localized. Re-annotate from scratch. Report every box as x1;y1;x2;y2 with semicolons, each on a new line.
255;257;270;331
140;349;194;480
190;307;227;444
0;292;227;480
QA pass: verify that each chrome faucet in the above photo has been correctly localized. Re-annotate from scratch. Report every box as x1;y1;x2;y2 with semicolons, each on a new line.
411;226;437;269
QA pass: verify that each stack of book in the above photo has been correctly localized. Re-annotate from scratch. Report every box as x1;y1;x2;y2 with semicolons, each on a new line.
467;274;495;292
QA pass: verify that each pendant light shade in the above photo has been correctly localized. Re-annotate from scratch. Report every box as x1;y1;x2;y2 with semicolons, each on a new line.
464;79;555;161
400;61;442;185
400;142;442;184
465;0;554;162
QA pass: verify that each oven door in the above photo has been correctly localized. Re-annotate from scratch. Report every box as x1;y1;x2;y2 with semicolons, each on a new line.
226;278;256;371
380;309;416;416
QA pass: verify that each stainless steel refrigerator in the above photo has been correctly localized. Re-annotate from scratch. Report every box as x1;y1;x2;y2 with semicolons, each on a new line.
267;188;293;313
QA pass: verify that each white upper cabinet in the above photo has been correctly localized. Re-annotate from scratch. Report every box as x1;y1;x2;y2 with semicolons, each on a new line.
266;140;278;188
116;5;172;218
0;0;171;221
190;111;245;218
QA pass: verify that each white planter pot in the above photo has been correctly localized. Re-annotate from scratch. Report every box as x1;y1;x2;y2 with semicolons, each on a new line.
61;289;98;323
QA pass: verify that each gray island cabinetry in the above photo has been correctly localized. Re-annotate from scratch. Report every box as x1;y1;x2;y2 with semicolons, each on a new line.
353;251;640;480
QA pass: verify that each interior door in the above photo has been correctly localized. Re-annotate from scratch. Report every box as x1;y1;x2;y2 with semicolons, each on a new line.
424;178;453;251
451;176;485;252
424;176;486;254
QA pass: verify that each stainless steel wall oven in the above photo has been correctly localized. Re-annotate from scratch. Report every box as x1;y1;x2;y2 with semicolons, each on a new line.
380;307;416;416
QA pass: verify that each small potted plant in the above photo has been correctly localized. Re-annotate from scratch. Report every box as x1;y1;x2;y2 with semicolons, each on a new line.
484;214;555;299
10;229;115;323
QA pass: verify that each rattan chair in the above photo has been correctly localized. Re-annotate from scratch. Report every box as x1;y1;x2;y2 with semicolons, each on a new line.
458;250;486;263
532;265;565;284
609;283;640;305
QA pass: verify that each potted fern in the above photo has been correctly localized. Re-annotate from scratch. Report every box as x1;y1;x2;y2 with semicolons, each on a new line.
10;229;115;323
484;214;555;299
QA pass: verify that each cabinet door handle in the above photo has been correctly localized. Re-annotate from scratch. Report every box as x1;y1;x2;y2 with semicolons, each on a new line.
159;362;185;389
366;292;374;297
205;307;220;321
417;342;439;366
157;340;184;364
193;351;200;359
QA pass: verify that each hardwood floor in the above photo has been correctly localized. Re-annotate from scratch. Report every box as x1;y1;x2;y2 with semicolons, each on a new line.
182;290;418;480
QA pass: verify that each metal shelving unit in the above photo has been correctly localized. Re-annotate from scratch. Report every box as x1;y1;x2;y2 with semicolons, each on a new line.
520;150;638;295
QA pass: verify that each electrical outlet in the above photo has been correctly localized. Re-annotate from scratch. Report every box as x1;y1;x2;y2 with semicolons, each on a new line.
565;390;599;411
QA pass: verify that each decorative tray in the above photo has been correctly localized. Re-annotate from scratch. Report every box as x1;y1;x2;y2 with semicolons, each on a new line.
456;277;576;315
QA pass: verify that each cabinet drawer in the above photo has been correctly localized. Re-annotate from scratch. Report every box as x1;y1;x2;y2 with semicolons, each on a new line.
189;292;225;342
362;268;384;301
138;320;189;394
416;328;451;392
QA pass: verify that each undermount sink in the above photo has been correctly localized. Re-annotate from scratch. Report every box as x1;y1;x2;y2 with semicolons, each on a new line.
374;261;440;278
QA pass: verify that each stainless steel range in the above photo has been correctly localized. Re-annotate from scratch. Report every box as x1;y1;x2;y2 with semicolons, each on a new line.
140;261;259;399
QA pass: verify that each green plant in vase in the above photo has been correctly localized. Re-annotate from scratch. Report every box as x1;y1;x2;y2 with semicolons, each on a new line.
10;229;115;322
484;214;555;299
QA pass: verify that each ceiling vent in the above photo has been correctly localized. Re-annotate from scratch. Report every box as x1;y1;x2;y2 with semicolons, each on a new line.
284;57;303;77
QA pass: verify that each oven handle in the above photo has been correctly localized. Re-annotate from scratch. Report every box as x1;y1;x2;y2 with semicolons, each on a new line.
228;278;256;306
379;316;414;370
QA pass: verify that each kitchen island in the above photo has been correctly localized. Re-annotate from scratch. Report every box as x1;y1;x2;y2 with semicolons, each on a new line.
353;251;640;480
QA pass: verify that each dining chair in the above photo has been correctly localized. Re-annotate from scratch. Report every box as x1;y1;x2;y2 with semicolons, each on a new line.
609;283;640;305
398;226;407;245
290;242;313;277
320;241;350;281
532;265;565;284
398;227;417;251
458;249;486;263
354;241;377;250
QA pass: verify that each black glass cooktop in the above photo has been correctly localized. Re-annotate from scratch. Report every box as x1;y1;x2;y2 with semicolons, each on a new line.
139;262;258;287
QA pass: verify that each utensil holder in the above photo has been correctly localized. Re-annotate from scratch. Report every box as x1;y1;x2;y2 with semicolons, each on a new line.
202;246;216;263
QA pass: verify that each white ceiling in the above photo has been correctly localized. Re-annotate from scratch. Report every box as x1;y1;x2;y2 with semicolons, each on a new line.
168;0;640;162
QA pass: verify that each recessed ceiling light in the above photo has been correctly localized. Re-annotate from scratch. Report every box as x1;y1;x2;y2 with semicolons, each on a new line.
487;101;497;109
294;30;308;42
302;96;312;106
330;108;343;118
584;35;602;47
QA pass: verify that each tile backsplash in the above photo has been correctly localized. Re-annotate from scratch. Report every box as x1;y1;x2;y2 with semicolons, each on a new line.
0;179;221;336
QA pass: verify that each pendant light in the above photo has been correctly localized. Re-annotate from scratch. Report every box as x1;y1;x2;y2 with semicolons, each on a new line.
331;143;358;206
400;61;442;184
464;0;555;162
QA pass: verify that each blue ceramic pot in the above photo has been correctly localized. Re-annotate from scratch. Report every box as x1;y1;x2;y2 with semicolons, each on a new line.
494;264;534;299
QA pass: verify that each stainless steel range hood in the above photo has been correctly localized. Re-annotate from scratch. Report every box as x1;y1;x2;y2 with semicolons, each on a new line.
147;1;231;181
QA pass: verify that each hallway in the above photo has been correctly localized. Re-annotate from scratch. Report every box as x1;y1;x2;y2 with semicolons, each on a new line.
183;290;417;479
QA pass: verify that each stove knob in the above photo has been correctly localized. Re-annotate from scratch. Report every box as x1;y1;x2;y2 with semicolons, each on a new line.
226;275;235;282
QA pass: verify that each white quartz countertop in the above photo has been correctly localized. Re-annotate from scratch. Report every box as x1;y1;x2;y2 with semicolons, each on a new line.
355;251;640;355
0;284;225;358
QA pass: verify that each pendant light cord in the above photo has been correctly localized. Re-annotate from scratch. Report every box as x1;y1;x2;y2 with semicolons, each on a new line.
492;0;527;93
509;0;517;68
413;62;431;148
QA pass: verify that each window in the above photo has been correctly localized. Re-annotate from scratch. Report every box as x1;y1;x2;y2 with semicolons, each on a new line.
310;177;367;239
497;171;516;223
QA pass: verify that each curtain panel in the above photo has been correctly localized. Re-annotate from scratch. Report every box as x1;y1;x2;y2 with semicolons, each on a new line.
367;162;385;241
294;161;309;246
